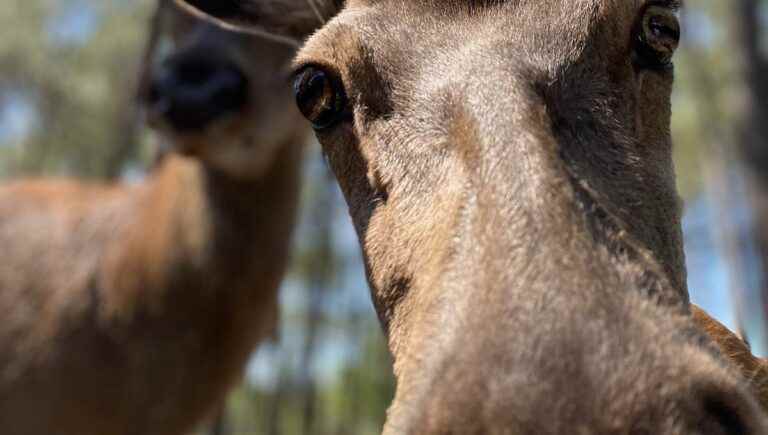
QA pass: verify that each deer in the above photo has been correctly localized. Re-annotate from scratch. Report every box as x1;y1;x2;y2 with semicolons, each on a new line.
0;2;309;434
176;0;768;433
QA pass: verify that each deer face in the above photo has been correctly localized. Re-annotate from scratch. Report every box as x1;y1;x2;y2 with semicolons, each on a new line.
177;0;767;433
141;1;305;179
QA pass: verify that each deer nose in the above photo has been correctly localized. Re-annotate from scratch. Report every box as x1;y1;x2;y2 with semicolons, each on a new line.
385;347;768;434
398;383;767;434
147;55;248;132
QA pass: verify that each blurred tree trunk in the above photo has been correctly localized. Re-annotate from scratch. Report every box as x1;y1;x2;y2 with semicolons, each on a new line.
299;175;336;435
336;311;364;435
103;0;169;179
265;364;290;435
103;64;142;180
679;11;750;339
733;0;768;348
209;407;227;435
136;0;168;105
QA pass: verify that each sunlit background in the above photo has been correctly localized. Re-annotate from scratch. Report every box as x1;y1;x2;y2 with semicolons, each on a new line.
0;0;766;434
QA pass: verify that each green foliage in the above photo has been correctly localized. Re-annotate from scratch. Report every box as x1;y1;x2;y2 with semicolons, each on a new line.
670;2;729;197
671;0;768;198
0;0;155;179
220;321;392;435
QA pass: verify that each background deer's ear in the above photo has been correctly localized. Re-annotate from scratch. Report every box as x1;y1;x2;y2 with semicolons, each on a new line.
173;0;342;44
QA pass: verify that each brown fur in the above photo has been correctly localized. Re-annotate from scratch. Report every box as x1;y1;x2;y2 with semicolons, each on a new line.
0;3;308;435
180;0;768;433
692;306;768;412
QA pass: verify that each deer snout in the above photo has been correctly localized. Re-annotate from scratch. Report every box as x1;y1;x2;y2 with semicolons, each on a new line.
390;374;768;434
382;312;768;435
147;53;248;133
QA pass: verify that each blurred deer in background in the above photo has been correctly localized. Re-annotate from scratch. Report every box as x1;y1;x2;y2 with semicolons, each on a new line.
178;0;768;433
0;1;309;434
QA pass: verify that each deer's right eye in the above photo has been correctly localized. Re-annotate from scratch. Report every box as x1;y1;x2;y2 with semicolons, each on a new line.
633;5;680;71
293;66;347;130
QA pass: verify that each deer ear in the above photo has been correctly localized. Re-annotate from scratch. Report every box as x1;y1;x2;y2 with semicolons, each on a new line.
173;0;341;43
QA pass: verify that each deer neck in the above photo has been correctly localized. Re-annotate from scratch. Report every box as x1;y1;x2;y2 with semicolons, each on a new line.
99;137;303;321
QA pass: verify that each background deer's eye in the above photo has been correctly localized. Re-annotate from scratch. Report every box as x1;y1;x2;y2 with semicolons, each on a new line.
293;66;347;130
633;5;680;70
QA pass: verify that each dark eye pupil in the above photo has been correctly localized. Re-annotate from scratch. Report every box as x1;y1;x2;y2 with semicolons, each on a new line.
299;73;326;107
648;16;680;42
634;6;680;70
294;67;345;130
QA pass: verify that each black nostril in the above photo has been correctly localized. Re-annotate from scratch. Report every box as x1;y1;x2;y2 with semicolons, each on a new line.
148;56;249;132
175;59;219;85
146;80;164;108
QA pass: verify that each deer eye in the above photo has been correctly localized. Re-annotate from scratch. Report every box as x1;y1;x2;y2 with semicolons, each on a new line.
633;5;680;71
292;66;347;130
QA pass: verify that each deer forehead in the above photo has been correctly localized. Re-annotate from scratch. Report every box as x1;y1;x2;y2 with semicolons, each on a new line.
298;0;676;87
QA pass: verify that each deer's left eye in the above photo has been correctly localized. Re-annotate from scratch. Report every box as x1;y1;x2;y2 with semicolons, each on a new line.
292;66;348;130
633;5;680;71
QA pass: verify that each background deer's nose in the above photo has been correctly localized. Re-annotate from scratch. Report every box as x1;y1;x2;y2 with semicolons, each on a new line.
147;54;248;132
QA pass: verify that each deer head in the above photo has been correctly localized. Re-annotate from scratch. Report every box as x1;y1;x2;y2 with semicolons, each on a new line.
141;0;304;179
177;0;767;433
